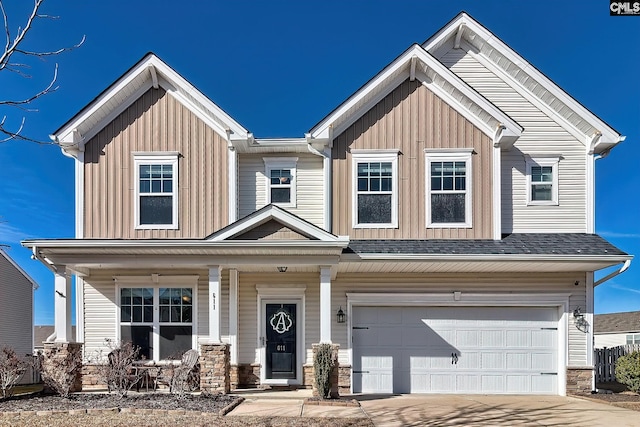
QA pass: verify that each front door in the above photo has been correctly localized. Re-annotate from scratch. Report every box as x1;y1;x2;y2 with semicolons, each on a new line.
265;303;297;379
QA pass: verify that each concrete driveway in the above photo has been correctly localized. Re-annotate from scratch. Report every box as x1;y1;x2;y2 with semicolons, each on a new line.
357;394;638;426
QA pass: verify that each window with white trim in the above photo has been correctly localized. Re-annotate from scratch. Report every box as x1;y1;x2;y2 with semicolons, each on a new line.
352;151;398;228
264;158;297;207
134;153;179;229
526;156;559;205
117;276;196;361
425;150;472;228
627;334;640;344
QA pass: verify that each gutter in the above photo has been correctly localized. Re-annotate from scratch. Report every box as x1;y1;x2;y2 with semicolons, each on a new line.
594;259;632;286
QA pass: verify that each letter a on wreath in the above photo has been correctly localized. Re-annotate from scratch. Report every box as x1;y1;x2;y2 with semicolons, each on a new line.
270;308;293;334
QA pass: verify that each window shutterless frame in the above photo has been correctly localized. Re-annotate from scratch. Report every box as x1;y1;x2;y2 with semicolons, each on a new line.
133;152;179;229
351;150;399;229
525;155;560;206
263;157;298;208
425;149;473;228
115;275;198;362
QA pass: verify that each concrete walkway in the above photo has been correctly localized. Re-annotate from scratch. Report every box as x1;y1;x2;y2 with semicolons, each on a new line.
227;389;368;419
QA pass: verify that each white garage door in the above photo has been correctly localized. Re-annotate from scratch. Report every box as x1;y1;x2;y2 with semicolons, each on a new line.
352;306;559;394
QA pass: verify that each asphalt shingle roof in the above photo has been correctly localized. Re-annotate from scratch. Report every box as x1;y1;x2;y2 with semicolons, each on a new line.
345;233;627;256
594;311;640;334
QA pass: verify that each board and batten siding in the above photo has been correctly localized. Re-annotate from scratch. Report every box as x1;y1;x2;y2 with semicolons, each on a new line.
330;273;588;367
82;269;229;359
439;48;586;233
237;272;321;365
0;253;34;383
238;153;324;227
332;79;493;239
83;88;229;239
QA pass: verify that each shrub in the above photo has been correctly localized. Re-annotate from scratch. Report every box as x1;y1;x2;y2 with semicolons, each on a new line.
313;344;335;399
0;346;31;399
40;345;82;398
89;340;145;398
616;351;640;393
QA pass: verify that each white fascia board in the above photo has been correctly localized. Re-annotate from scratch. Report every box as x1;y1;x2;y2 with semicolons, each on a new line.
311;45;521;142
0;249;39;289
342;252;632;264
424;13;623;147
208;205;348;244
55;54;248;149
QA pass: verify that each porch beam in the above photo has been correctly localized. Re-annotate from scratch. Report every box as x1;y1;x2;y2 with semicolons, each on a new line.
208;265;222;343
54;266;73;343
320;266;332;343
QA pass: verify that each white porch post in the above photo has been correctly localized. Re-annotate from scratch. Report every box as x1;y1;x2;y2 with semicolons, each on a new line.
54;266;73;343
320;266;332;343
208;265;222;343
229;268;239;365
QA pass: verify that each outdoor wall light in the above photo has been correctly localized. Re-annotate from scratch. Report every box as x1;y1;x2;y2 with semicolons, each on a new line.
277;266;288;273
337;306;346;324
573;306;589;332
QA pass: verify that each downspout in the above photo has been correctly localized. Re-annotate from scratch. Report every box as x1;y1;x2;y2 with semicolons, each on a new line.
594;259;632;286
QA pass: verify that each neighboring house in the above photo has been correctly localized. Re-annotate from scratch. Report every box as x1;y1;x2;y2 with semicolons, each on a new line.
594;311;640;348
0;248;38;384
33;326;76;353
22;12;632;396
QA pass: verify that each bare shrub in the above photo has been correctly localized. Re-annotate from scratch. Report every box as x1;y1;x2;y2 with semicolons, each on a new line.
0;346;31;398
88;340;145;398
40;345;82;398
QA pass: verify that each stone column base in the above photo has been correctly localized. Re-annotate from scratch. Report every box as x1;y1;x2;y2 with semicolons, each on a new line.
312;343;340;398
338;365;351;395
42;342;83;393
566;366;593;394
199;343;230;394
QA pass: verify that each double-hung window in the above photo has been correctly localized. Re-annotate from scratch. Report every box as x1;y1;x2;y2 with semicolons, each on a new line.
134;153;179;229
117;275;197;361
264;158;297;207
352;150;399;228
425;150;472;228
526;155;559;205
627;334;640;344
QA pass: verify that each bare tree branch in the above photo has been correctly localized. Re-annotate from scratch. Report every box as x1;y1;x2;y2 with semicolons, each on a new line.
0;0;84;143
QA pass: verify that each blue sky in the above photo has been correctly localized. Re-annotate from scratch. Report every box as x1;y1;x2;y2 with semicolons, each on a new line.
0;0;638;325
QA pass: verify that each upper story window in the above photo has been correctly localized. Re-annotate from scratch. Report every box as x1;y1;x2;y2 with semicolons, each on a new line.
526;155;559;205
352;150;399;228
264;157;298;207
134;153;179;229
425;150;472;228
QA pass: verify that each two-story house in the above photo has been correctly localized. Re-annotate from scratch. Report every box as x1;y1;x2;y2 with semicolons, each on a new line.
23;12;631;396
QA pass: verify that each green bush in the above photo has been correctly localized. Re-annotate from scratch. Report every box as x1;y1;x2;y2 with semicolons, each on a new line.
616;351;640;393
313;344;335;399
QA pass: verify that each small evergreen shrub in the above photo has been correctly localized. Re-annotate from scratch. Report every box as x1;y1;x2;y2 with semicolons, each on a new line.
313;344;335;399
616;351;640;393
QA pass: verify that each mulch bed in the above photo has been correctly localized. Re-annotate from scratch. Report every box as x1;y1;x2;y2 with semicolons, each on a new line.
0;392;239;414
574;382;640;411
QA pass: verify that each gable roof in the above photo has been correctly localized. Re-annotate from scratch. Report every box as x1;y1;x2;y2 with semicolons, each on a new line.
594;311;640;334
0;248;38;289
423;12;624;154
309;44;522;148
52;53;249;158
206;204;349;244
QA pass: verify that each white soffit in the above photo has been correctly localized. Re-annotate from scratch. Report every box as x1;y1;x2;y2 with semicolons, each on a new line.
53;53;248;156
309;44;521;145
423;12;624;153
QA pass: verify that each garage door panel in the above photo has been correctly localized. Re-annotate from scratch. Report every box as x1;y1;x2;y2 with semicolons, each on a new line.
352;306;559;395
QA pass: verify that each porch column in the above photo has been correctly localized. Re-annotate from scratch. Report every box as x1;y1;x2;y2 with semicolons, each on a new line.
320;266;332;343
54;266;73;343
229;269;239;365
208;265;222;343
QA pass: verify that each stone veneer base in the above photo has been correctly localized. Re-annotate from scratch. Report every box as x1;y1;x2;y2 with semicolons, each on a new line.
566;367;594;395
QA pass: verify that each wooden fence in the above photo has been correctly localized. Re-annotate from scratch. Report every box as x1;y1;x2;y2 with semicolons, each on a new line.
594;344;640;383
